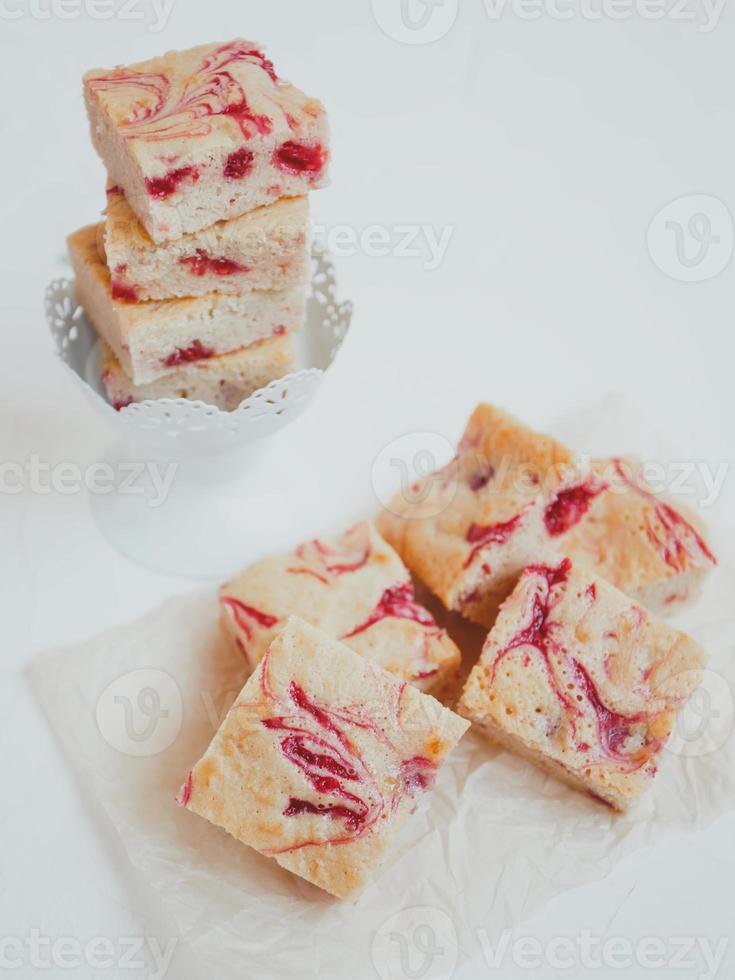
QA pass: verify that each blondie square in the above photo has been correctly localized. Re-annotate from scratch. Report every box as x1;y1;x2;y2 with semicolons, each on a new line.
84;40;329;242
101;334;294;411
219;522;461;697
68;224;305;385
378;404;716;626
457;557;705;810
378;403;600;627
179;616;469;899
558;457;717;614
103;187;309;301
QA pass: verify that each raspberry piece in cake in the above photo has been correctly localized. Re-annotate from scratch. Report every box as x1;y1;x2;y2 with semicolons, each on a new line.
178;616;469;899
377;404;596;628
103;187;310;301
457;557;705;811
68;224;304;385
100;334;294;411
84;40;329;243
557;457;717;613
219;522;461;697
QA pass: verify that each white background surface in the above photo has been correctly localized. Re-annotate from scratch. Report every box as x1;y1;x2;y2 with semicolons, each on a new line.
2;1;734;977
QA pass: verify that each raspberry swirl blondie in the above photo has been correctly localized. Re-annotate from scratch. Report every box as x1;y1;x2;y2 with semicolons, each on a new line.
84;40;329;242
179;617;469;899
219;522;461;697
458;557;705;810
378;404;716;625
378;404;595;627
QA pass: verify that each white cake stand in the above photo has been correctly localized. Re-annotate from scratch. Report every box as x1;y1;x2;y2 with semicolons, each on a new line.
45;246;352;578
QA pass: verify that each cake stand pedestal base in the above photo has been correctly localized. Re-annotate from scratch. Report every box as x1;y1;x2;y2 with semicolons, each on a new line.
88;439;303;579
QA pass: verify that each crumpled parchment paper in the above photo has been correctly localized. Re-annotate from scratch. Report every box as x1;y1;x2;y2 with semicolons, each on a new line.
30;398;735;979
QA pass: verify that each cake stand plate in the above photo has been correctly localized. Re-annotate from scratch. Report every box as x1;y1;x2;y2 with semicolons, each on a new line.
45;246;352;577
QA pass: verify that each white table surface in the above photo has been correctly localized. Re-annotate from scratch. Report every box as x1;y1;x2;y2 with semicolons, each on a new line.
2;2;734;977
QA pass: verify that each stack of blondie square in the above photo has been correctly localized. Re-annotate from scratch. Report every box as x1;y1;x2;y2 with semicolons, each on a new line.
68;40;329;410
176;404;716;899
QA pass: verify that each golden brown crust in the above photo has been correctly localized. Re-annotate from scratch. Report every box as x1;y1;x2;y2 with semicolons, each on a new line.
68;223;109;284
462;404;575;481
